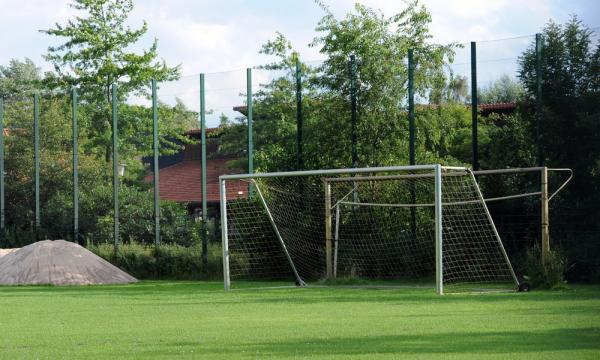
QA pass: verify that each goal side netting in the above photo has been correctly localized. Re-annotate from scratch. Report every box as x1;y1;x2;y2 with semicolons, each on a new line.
220;165;518;294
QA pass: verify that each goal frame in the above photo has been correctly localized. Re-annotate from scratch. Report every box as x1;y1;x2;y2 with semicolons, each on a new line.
219;164;517;294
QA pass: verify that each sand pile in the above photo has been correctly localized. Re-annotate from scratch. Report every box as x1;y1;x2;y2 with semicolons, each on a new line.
0;248;18;257
0;240;137;286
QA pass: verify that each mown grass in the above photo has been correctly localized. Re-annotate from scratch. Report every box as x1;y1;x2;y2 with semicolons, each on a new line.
0;282;599;359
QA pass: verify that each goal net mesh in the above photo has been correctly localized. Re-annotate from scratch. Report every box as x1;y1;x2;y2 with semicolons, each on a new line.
223;168;517;293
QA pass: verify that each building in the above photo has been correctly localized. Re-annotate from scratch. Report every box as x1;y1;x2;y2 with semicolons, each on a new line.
145;128;247;217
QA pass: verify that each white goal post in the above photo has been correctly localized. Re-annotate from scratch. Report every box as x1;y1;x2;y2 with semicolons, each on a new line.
220;164;521;294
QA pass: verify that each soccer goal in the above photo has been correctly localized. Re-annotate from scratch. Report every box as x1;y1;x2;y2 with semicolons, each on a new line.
220;165;519;294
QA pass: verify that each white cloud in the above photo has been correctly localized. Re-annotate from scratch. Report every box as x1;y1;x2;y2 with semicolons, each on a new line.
1;0;597;126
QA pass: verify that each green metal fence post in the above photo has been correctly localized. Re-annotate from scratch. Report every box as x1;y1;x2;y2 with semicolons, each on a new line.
0;98;4;233
72;88;79;243
296;60;304;171
408;49;415;166
200;74;208;269
471;41;479;170
34;94;40;232
350;55;358;168
152;79;161;247
247;68;254;196
112;84;119;253
535;33;544;167
408;49;417;241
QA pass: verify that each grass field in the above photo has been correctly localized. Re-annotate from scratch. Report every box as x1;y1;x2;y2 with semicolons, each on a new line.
1;282;599;359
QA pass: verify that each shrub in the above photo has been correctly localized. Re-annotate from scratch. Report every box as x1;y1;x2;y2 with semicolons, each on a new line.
520;245;569;290
0;226;38;248
89;241;222;280
42;184;202;246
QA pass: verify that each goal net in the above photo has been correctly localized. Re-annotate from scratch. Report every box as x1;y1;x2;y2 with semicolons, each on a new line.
220;165;519;294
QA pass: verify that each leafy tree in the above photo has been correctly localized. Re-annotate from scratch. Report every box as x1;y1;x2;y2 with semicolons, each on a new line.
41;0;181;160
478;74;525;104
219;1;460;172
0;58;42;98
429;72;470;104
518;16;599;199
310;1;457;167
518;16;600;281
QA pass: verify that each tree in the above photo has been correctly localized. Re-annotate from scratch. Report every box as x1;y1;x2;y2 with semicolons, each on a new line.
310;1;457;167
220;1;459;172
41;0;180;160
478;75;525;104
429;72;470;104
518;16;600;281
0;58;42;98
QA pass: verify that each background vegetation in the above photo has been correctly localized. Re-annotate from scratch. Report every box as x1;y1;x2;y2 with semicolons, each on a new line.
1;0;598;283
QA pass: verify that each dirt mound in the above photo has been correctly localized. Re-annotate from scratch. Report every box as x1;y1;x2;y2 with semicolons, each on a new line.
0;240;137;286
0;248;18;257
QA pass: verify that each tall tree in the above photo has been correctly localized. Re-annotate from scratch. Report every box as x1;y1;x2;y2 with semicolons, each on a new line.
518;16;600;280
519;16;599;182
478;74;525;104
310;1;457;167
0;58;42;98
220;1;460;171
41;0;180;159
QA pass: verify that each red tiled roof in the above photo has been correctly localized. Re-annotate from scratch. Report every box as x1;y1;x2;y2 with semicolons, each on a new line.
185;128;220;138
147;157;247;203
479;102;517;111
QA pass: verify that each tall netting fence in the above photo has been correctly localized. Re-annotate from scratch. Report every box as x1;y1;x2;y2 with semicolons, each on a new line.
2;96;36;246
38;92;75;243
1;93;78;247
476;35;533;106
223;167;518;293
474;168;573;275
550;28;600;281
476;170;541;272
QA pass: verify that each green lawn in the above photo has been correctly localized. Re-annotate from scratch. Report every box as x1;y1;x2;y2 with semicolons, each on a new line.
1;282;599;359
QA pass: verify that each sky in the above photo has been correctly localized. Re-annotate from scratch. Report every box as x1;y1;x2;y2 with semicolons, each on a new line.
0;0;598;125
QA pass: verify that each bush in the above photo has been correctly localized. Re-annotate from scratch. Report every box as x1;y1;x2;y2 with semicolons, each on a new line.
90;242;223;280
0;227;38;248
41;184;201;246
520;245;569;290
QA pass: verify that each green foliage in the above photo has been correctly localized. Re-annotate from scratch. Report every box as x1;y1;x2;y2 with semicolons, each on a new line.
0;56;198;247
479;111;536;169
3;94;75;237
318;276;369;286
520;246;569;290
46;184;201;246
220;2;459;172
0;227;38;248
414;104;471;164
478;75;525;104
0;58;42;98
312;2;457;168
89;242;222;279
41;0;181;161
518;17;600;281
430;73;470;105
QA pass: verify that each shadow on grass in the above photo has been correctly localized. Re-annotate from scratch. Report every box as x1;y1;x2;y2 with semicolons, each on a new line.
131;327;600;358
